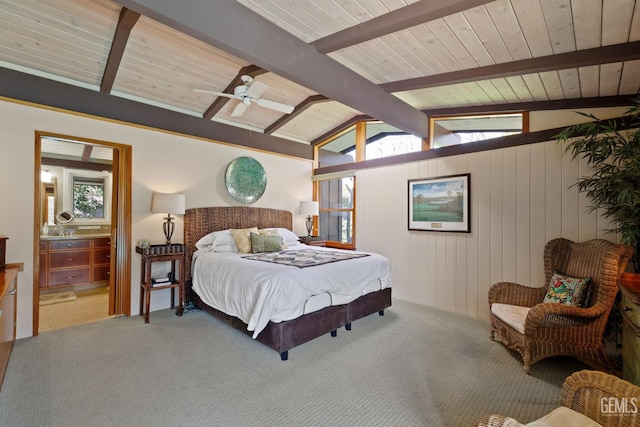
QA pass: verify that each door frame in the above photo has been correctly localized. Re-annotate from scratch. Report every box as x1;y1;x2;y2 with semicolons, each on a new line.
33;131;132;335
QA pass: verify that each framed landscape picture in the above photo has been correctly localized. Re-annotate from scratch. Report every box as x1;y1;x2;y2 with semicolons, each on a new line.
408;174;470;232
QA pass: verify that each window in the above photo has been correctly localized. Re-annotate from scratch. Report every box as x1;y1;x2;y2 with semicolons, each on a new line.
316;174;355;249
318;127;356;168
72;177;105;218
430;113;526;148
363;122;422;160
62;169;112;224
328;121;423;162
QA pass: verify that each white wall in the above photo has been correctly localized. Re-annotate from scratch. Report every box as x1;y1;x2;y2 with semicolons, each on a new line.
0;99;313;339
356;107;626;321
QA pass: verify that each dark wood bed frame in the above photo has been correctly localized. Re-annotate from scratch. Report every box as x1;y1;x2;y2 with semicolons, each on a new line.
184;206;392;360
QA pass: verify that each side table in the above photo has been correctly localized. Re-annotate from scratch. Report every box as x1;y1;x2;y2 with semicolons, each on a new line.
136;244;185;323
298;236;326;247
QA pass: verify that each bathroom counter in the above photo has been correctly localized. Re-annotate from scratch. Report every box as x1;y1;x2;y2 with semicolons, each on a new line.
41;233;111;240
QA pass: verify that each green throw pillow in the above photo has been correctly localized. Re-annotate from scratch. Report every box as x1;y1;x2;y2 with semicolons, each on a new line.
250;232;283;253
542;270;592;307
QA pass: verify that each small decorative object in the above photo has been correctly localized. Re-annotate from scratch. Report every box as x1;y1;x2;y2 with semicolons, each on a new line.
56;211;74;224
151;192;186;245
137;240;150;249
408;174;470;232
225;157;267;204
299;201;319;237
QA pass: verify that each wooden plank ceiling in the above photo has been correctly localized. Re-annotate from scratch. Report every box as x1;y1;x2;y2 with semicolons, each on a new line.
0;0;638;158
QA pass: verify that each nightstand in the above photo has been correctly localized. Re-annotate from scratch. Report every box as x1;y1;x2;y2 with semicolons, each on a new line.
136;244;185;323
298;236;326;247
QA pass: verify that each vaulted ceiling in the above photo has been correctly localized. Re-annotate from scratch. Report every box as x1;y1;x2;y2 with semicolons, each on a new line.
1;0;639;160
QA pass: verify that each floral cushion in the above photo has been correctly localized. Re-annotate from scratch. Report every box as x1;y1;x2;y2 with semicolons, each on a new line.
543;270;591;307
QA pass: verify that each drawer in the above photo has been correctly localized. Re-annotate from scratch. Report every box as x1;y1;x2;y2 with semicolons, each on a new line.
49;251;90;269
49;239;91;251
40;241;48;251
93;265;110;282
48;268;91;287
622;293;640;327
92;248;111;265
93;238;111;248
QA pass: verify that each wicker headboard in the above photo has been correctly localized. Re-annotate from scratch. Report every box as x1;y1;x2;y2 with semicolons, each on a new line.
183;206;293;283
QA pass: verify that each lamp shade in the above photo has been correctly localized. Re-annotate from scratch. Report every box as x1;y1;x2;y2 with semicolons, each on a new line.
299;200;319;216
151;193;185;215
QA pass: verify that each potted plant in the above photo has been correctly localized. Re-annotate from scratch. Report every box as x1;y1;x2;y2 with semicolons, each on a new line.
555;97;640;273
556;97;640;366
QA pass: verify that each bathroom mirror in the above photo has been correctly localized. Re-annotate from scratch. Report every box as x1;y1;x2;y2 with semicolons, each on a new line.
56;211;74;224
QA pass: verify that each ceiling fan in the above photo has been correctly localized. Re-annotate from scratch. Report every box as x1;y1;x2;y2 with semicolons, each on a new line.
195;75;295;117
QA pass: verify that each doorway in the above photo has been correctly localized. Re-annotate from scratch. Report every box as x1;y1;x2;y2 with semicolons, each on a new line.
33;131;132;335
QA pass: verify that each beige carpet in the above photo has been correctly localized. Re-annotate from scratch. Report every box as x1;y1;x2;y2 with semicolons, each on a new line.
0;299;591;426
38;291;77;306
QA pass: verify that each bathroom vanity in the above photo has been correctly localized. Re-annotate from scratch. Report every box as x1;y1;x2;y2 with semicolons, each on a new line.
39;236;111;289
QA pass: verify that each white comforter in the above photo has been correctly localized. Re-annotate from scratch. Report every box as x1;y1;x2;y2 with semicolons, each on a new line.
191;245;392;338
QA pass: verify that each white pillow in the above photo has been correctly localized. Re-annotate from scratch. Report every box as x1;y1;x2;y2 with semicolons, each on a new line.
272;228;302;246
195;230;238;252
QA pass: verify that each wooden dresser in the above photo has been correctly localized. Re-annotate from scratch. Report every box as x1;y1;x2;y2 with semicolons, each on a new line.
39;237;111;289
619;275;640;387
0;263;20;390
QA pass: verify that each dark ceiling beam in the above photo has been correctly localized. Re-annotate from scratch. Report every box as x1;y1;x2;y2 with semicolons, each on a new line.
42;157;113;173
113;0;429;138
100;7;140;93
311;114;371;146
381;41;640;93
422;95;637;117
0;67;312;159
314;115;637;175
311;0;494;53
264;95;329;135
203;65;267;120
81;145;94;162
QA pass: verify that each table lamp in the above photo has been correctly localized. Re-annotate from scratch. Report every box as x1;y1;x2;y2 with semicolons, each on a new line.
299;200;319;237
151;192;185;244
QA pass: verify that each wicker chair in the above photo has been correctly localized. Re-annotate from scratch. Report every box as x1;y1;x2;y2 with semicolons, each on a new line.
489;238;633;374
476;370;640;426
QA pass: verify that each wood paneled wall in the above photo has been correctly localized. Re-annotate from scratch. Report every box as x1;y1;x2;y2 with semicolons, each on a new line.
356;140;615;321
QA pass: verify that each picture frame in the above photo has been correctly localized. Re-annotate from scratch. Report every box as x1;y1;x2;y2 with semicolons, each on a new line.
408;173;470;232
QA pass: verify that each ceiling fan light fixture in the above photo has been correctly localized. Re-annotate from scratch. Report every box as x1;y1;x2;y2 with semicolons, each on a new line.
196;75;295;117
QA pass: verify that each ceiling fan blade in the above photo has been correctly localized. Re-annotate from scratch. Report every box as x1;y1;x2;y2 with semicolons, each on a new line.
193;89;236;99
231;101;249;117
245;80;269;99
255;98;295;114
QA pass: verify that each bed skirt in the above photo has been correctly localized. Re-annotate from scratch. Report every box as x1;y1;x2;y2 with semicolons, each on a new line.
190;287;392;360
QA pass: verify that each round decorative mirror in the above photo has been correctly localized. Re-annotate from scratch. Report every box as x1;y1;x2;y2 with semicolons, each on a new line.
56;211;75;224
225;157;267;204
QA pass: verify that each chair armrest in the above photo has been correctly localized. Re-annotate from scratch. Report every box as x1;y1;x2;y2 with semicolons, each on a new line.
488;281;546;307
523;303;604;335
475;414;525;427
560;370;640;426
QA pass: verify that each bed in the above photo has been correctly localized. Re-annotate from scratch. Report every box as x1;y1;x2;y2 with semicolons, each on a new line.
184;206;392;360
